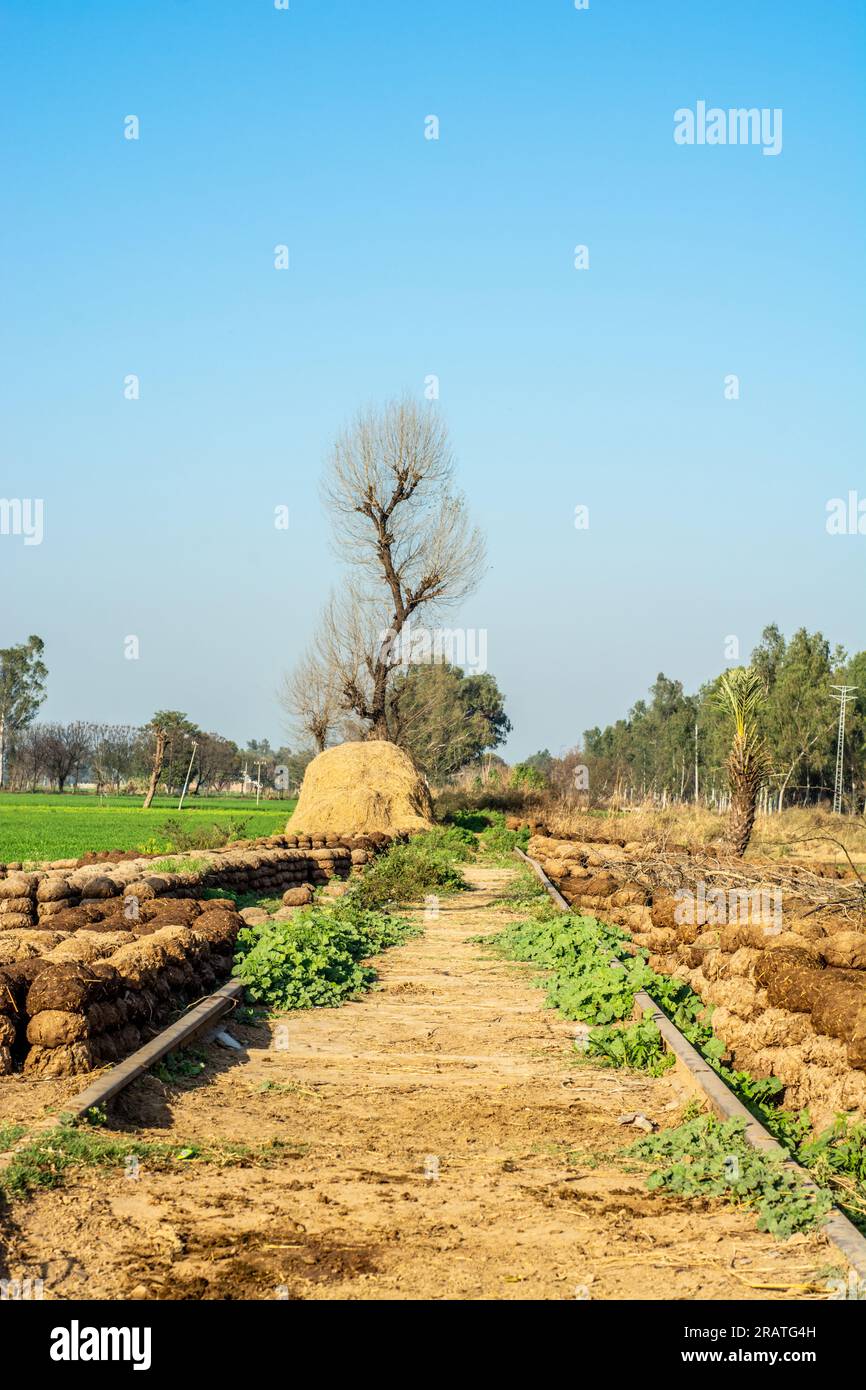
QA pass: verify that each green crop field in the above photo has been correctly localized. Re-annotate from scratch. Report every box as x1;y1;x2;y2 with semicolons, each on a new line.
0;794;296;864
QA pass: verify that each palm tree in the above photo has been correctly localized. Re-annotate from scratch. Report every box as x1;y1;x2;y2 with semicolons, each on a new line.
717;668;772;857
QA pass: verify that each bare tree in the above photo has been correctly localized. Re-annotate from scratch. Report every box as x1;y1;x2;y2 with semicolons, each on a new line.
91;723;140;794
295;397;485;740
7;724;50;790
278;649;339;753
41;721;93;793
142;722;167;809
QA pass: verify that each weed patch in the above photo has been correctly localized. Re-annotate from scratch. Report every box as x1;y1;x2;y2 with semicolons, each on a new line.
491;865;866;1234
587;1013;674;1075
0;1124;26;1152
627;1114;832;1238
445;808;529;863
348;831;468;910
232;899;419;1011
151;1047;208;1084
0;1127;291;1203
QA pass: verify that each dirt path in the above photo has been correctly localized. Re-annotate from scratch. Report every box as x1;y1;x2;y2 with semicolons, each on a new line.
0;867;835;1300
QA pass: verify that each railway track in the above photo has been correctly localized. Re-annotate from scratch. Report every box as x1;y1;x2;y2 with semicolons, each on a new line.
0;981;243;1168
3;851;865;1295
516;845;866;1283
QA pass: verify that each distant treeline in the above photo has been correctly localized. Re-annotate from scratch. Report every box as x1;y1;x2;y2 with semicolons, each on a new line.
3;718;312;797
571;626;866;811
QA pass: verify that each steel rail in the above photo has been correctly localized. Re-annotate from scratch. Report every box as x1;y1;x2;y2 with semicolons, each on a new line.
515;845;866;1281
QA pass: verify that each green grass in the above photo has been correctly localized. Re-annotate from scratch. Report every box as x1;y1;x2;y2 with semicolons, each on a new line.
0;1125;303;1203
0;793;295;862
0;1124;26;1152
147;856;220;876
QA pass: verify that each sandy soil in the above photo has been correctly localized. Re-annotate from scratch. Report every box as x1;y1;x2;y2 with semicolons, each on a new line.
0;867;837;1300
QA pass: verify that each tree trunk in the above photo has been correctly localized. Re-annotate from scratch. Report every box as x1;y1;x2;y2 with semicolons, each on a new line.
729;787;758;857
777;767;795;813
0;717;5;789
143;729;166;808
364;655;392;740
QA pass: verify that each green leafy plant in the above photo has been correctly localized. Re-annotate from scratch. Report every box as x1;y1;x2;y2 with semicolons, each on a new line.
232;899;419;1010
445;809;493;834
152;1047;208;1084
587;1013;674;1075
490;865;866;1235
81;1105;108;1127
489;911;656;1024
799;1116;866;1187
627;1114;832;1238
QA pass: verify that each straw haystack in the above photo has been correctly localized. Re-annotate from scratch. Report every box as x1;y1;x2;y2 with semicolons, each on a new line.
288;741;434;836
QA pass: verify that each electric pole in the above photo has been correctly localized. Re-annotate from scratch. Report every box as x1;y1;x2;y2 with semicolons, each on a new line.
178;740;198;811
830;686;857;815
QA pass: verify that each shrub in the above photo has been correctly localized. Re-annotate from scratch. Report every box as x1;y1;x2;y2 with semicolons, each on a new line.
511;763;547;790
445;807;529;862
142;816;251;855
348;832;468;910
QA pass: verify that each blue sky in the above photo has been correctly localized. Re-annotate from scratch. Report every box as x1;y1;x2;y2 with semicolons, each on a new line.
2;0;863;758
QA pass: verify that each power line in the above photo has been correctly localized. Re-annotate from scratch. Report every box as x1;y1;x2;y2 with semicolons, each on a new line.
830;686;857;815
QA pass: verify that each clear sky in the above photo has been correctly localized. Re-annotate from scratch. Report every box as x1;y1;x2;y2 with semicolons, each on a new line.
2;0;864;759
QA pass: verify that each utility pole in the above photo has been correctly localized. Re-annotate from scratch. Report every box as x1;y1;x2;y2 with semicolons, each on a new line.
830;686;857;815
178;740;198;811
255;759;263;806
694;721;699;803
